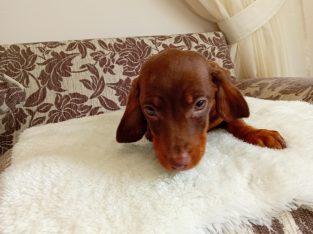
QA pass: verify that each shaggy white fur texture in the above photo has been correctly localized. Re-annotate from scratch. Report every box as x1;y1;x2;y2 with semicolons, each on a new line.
1;97;313;234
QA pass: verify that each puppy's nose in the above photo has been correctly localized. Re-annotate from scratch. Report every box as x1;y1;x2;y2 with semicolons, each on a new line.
170;151;191;168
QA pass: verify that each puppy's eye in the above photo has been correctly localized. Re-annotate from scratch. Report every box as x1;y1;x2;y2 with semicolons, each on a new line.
144;105;157;117
194;98;207;111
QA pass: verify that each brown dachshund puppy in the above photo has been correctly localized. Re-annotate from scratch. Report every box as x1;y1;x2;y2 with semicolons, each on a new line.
116;49;286;171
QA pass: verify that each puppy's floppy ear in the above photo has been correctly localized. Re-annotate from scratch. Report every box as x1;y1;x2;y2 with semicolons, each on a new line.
116;78;147;143
208;61;249;122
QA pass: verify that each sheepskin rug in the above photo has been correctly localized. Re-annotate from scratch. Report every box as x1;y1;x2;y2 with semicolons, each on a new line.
1;97;313;234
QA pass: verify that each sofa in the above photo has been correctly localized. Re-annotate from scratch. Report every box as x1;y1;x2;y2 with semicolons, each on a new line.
1;31;313;233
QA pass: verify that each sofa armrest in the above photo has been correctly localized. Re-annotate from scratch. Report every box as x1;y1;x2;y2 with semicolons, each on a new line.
236;77;313;104
0;74;26;114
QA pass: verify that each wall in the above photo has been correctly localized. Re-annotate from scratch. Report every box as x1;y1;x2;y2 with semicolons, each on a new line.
0;0;217;44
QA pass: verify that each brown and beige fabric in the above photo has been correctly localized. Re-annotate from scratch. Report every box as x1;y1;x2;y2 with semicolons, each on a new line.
0;74;26;157
236;77;313;104
1;31;313;233
0;74;25;114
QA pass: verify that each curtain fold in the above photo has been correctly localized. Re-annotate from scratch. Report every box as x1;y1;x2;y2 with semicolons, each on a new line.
186;0;311;79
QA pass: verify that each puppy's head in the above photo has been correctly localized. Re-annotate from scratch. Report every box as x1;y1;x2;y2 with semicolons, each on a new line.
116;49;249;171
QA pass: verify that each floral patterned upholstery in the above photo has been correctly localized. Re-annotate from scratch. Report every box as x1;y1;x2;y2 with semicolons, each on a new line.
0;32;232;154
0;74;26;152
236;77;313;104
0;74;25;115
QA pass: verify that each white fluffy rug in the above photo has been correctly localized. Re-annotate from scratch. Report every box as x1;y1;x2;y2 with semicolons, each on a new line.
1;97;313;234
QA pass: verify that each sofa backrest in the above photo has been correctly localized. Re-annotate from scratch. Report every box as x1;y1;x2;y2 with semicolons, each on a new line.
0;32;232;154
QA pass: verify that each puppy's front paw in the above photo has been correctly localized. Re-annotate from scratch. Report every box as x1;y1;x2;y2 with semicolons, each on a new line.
244;129;286;149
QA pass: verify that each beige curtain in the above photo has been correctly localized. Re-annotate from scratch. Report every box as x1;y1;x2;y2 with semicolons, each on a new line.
186;0;312;79
303;0;313;77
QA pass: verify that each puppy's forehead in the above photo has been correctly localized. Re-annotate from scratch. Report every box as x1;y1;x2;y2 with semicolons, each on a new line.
141;49;209;87
138;50;214;106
